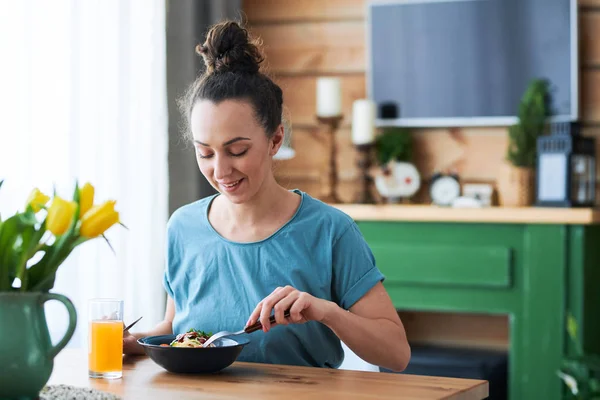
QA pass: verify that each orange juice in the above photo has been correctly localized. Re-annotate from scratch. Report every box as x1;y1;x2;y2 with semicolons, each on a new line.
89;320;123;374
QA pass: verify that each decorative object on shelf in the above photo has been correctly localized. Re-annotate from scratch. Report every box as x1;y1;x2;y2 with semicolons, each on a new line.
316;77;342;118
497;79;552;207
352;99;377;203
315;78;343;203
430;172;461;206
374;161;421;203
379;102;399;120
355;143;376;204
451;196;483;208
0;180;124;400
352;99;376;145
462;183;494;207
373;127;419;203
317;115;344;204
536;121;596;208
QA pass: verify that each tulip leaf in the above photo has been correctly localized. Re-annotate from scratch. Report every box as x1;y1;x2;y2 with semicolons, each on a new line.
0;214;25;290
15;223;46;291
101;234;116;255
28;218;78;292
72;180;81;221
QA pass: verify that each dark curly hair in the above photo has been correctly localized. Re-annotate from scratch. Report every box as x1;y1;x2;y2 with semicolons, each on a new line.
179;20;284;141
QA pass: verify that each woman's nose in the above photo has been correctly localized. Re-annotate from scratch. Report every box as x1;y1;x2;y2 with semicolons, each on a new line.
213;154;233;180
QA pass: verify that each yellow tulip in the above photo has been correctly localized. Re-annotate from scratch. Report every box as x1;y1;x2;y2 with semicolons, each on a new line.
80;200;120;238
26;188;50;213
46;196;77;236
79;182;95;218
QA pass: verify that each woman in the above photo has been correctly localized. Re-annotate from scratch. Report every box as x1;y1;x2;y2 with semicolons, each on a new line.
124;20;410;372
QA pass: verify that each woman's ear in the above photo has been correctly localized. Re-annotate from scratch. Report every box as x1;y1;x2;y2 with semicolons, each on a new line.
269;125;285;156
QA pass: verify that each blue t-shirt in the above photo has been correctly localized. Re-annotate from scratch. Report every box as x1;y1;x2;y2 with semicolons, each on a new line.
163;189;385;368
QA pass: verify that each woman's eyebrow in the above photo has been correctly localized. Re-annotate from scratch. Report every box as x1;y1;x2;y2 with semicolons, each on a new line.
194;137;251;147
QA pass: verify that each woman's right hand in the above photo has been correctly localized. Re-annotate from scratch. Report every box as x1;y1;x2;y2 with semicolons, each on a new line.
123;330;145;355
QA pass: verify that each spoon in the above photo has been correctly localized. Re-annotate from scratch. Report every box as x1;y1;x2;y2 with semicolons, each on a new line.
202;310;290;348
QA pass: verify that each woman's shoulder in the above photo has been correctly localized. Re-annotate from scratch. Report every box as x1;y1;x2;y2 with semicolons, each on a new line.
295;190;356;237
167;194;216;233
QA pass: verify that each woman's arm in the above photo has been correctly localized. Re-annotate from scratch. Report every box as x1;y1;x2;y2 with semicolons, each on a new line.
321;282;410;372
123;296;175;355
246;283;410;372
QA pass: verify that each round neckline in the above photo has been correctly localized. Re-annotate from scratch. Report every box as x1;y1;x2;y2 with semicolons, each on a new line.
204;189;305;246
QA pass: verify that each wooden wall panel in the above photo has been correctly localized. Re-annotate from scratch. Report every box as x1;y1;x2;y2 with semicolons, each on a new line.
251;22;364;74
277;75;366;127
245;1;600;203
274;127;326;180
275;128;358;181
412;128;508;182
243;0;364;22
582;12;600;66
582;70;600;122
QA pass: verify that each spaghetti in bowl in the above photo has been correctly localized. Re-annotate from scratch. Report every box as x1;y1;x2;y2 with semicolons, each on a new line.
165;329;216;348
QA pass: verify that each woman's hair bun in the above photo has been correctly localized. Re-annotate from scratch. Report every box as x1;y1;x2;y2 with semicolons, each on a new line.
196;21;264;75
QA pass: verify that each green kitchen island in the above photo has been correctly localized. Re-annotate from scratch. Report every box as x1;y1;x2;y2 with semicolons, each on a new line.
333;204;600;400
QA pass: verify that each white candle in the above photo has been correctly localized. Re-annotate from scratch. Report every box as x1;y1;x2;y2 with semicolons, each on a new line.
316;77;342;117
351;99;376;145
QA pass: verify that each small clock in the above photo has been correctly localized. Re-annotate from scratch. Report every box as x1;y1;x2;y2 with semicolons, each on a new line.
430;173;460;206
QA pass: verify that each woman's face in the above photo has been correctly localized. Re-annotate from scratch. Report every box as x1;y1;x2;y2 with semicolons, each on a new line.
190;99;283;204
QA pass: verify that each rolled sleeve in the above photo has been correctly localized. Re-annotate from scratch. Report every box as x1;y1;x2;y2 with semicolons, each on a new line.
332;222;385;310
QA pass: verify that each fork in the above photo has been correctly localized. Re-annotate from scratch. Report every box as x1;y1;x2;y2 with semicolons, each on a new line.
202;310;291;348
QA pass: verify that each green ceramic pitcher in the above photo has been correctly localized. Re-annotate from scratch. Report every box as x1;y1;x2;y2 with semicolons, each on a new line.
0;292;77;400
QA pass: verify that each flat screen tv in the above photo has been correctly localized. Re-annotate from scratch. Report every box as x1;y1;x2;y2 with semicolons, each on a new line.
367;0;578;128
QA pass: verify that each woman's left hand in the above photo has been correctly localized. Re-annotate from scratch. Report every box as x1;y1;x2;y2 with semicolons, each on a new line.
246;285;336;332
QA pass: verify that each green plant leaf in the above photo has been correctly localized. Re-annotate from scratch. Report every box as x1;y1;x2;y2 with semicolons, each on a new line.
506;78;552;168
558;371;580;396
568;314;578;341
27;214;79;292
102;234;115;255
375;128;413;165
566;355;600;373
0;214;27;291
590;378;600;393
72;180;81;221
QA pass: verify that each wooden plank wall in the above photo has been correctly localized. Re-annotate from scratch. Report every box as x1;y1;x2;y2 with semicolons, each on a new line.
243;0;600;204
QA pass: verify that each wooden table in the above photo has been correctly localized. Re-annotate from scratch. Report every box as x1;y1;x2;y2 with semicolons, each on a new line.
48;350;488;399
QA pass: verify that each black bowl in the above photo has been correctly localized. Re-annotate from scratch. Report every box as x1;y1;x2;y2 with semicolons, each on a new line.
137;334;250;374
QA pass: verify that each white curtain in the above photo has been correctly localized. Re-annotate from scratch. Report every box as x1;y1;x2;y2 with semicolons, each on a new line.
0;0;169;347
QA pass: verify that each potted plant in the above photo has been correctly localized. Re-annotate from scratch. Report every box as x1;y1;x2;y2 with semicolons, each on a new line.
373;128;421;203
0;180;123;399
497;78;552;206
558;314;600;400
375;127;414;167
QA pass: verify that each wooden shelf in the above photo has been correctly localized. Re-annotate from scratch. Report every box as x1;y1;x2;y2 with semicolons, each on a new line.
331;204;600;225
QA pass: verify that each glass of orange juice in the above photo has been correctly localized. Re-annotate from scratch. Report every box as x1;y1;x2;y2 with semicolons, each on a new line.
88;298;123;379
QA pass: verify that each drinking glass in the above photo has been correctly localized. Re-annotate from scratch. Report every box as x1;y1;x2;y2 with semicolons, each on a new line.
88;299;123;379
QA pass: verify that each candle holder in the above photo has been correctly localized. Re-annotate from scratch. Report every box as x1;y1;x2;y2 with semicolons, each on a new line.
354;143;376;204
317;115;344;204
